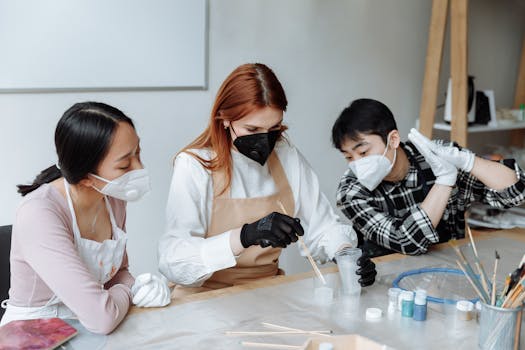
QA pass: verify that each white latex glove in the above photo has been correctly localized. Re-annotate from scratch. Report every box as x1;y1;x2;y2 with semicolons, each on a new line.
131;273;171;308
409;128;475;172
408;129;458;186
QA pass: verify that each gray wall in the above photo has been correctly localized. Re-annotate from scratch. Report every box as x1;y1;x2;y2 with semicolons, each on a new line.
1;0;524;276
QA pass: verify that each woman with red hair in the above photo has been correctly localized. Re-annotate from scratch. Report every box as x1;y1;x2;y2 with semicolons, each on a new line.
158;63;376;295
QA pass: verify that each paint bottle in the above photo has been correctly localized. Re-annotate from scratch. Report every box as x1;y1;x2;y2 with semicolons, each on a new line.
413;289;427;321
401;291;415;318
456;300;474;321
388;288;402;314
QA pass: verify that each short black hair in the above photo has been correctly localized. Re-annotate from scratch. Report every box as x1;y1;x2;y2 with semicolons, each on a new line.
331;98;398;150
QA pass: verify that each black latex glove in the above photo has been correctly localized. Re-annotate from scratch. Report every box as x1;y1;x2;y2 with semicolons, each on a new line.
356;254;377;287
240;212;305;248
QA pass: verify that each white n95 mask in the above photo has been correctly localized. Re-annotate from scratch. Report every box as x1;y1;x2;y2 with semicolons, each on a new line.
90;168;151;202
348;135;397;191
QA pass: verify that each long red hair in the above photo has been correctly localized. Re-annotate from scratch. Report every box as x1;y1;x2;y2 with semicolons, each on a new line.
180;63;288;195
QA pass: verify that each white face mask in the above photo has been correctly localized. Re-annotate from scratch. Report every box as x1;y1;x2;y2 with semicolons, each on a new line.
90;168;151;202
348;134;397;191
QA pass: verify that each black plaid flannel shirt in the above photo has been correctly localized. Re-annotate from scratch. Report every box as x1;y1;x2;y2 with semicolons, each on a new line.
336;141;525;256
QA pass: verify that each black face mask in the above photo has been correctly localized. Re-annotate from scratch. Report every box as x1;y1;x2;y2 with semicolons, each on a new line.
232;128;281;165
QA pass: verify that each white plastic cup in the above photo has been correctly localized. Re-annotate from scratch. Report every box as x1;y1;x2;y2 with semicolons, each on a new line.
335;247;362;297
314;286;334;305
312;274;335;305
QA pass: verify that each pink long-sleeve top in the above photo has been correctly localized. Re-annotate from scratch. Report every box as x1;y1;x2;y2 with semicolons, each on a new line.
7;183;135;334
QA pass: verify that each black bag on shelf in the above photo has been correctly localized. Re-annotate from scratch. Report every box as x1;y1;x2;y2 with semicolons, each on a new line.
475;91;491;125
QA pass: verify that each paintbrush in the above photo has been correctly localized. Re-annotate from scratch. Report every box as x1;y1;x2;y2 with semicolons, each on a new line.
465;225;492;295
510;288;525;308
449;241;490;301
456;259;488;303
506;284;525;308
518;253;525;269
508;263;525;293
491;250;500;306
503;275;525;307
449;240;473;270
497;275;512;306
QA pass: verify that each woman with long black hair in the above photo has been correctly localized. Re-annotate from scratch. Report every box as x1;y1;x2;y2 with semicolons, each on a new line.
1;102;168;334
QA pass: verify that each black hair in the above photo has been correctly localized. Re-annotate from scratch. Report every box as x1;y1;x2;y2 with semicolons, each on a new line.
17;102;134;196
331;98;398;150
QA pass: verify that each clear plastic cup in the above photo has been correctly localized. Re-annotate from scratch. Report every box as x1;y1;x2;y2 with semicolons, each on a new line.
312;273;337;306
335;247;362;297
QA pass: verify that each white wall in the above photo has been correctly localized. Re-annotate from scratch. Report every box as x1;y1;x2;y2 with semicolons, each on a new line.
1;0;524;276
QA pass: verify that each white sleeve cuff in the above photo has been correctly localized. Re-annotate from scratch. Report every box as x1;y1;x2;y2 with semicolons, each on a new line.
200;231;237;273
323;225;357;260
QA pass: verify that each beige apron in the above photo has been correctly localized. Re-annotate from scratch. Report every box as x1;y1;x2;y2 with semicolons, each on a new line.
172;152;294;297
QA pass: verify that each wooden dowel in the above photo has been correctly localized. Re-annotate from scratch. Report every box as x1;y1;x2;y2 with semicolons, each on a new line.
226;330;329;336
262;322;331;337
240;341;302;349
277;201;326;285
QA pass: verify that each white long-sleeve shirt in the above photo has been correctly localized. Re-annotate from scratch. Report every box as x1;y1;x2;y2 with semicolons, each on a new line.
158;139;357;286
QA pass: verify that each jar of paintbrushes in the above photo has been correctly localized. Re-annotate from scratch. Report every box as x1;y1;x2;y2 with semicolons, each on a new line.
453;225;525;349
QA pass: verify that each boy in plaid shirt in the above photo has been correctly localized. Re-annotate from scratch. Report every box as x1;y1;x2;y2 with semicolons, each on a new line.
332;99;525;257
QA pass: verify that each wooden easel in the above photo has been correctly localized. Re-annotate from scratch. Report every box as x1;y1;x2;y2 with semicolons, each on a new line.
418;0;525;147
511;35;525;147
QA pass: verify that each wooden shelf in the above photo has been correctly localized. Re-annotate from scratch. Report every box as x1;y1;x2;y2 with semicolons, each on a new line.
434;121;525;133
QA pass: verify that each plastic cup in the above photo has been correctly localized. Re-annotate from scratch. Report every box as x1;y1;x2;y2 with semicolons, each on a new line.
312;274;337;305
314;286;334;305
335;247;362;297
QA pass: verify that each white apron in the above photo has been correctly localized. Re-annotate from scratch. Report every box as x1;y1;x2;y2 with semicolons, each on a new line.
1;181;127;325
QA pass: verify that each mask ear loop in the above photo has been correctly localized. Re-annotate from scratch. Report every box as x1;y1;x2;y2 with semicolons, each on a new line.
382;132;392;156
230;126;238;137
382;131;397;167
89;173;114;185
88;173;111;195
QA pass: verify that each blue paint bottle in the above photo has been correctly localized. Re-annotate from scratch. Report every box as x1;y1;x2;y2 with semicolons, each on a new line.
413;289;427;321
401;291;415;318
